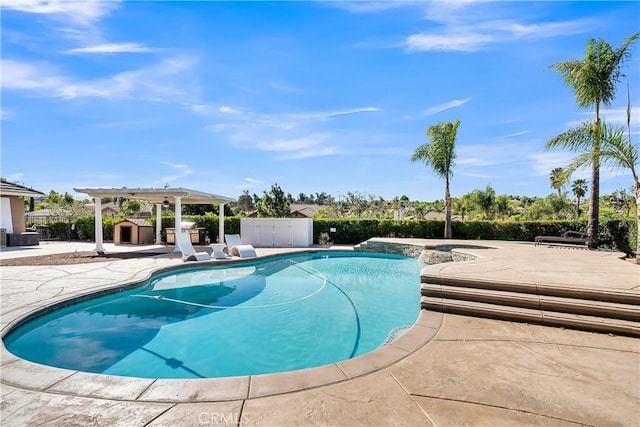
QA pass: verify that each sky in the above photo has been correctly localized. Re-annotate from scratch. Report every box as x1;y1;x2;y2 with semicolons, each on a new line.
1;0;639;203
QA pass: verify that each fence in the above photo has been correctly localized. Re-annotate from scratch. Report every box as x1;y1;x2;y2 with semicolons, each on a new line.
26;215;76;241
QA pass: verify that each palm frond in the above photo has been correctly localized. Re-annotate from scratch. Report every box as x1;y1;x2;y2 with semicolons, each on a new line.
546;121;595;152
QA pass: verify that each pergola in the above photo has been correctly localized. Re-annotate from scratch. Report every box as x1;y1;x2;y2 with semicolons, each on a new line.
73;187;235;253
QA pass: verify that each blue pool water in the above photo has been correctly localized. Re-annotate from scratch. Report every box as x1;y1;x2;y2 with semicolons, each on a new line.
4;252;424;379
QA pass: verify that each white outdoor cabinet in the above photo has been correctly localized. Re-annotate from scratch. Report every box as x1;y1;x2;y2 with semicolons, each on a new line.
240;218;313;247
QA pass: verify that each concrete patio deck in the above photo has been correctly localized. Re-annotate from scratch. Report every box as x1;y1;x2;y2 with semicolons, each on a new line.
1;239;638;426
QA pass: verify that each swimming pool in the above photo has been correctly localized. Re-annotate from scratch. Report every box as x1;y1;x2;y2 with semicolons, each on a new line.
4;251;424;379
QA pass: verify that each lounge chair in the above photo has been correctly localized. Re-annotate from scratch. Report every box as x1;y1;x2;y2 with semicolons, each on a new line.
224;234;257;258
535;231;589;247
176;232;211;261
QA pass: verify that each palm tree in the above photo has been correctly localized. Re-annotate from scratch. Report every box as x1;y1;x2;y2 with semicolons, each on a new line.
453;196;469;221
549;32;639;248
549;167;568;195
549;120;639;263
412;119;460;238
571;179;588;217
471;185;496;220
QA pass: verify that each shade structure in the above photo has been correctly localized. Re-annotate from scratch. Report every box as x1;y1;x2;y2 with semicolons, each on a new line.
73;187;235;205
73;187;236;253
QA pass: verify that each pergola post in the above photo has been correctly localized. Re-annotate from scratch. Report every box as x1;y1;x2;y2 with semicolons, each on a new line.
173;196;182;253
218;203;225;243
93;197;104;254
155;203;162;244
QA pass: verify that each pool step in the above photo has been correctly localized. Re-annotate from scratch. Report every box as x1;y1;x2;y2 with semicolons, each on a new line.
422;284;640;322
420;276;640;337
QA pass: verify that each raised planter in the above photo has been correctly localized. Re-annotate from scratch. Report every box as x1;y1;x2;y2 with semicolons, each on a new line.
8;232;39;246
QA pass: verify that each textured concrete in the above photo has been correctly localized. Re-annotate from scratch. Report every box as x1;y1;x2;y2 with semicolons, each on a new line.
1;239;639;426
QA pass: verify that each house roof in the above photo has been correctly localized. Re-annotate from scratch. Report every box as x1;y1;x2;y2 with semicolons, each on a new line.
73;187;235;205
0;181;45;198
290;204;323;217
120;218;153;227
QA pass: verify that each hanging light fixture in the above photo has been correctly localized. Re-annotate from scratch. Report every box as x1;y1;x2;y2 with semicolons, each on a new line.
163;197;170;208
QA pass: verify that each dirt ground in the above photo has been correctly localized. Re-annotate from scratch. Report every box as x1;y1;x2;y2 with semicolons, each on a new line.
0;251;169;266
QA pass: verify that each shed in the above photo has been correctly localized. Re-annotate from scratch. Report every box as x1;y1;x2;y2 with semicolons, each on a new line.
114;218;154;245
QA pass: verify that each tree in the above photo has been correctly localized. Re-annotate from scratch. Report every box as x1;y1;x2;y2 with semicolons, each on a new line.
494;194;513;220
411;119;460;238
256;184;290;218
571;179;588;217
552;121;639;262
453;195;470;221
471;185;496;220
236;190;255;214
520;193;575;220
343;191;369;218
549;167;568;195
45;190;64;205
549;32;639;248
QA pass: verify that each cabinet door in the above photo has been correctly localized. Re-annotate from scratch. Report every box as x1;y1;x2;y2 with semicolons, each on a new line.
273;223;291;247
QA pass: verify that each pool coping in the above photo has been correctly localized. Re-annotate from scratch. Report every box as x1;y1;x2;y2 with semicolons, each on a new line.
0;249;444;402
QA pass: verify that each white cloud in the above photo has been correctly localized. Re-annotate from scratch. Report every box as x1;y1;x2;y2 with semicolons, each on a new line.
157;171;191;185
0;109;13;120
402;2;591;52
1;0;121;26
499;130;529;138
458;142;526;167
160;161;187;169
200;105;380;160
4;172;25;183
253;119;295;130
529;152;577;177
159;169;192;185
64;43;159;54
480;19;589;39
566;106;640;129
405;32;495;52
292;107;380;119
424;98;470;115
269;80;300;92
1;55;198;100
191;104;212;114
1;59;66;90
257;136;327;152
219;106;242;114
276;146;338;160
245;178;262;184
260;134;340;161
457;157;499;167
328;1;418;14
458;172;498;179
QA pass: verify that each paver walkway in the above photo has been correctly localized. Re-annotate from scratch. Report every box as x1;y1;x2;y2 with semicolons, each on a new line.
1;240;638;426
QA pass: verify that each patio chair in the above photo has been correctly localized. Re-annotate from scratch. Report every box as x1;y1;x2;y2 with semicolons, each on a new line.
534;231;589;247
224;234;257;258
175;232;211;261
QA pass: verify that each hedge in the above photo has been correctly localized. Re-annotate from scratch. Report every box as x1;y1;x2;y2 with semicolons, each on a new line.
314;218;635;256
46;216;635;257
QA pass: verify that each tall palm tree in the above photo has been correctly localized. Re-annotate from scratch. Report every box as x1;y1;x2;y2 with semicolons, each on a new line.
549;167;568;195
571;179;588;217
471;185;496;220
412;119;460;239
549;121;639;263
549;32;639;248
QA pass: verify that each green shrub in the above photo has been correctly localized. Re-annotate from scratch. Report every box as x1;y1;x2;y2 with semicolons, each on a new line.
58;215;636;257
312;218;634;256
73;216;117;241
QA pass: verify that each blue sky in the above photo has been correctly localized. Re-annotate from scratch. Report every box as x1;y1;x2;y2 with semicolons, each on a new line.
2;1;639;203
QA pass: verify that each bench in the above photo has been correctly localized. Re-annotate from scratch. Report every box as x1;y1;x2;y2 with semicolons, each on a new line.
535;231;589;247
